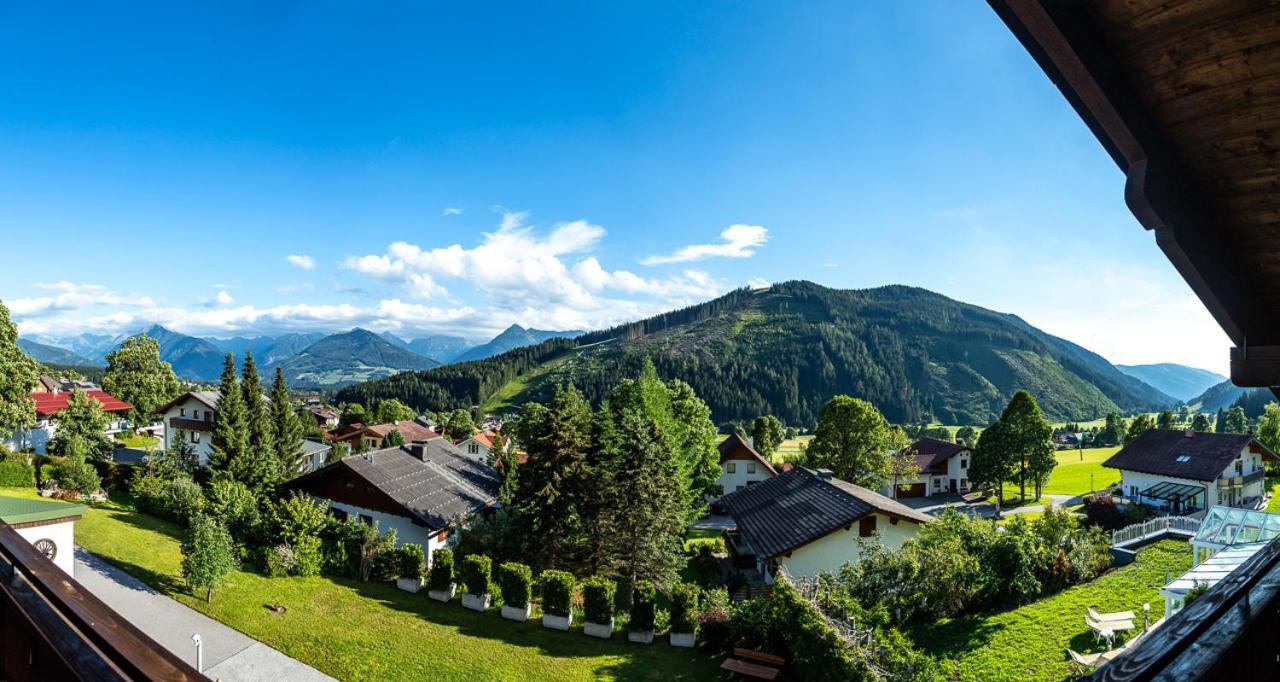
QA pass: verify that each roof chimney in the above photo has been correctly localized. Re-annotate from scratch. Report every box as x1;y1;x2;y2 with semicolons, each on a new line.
408;441;428;461
1185;429;1195;438
815;468;834;480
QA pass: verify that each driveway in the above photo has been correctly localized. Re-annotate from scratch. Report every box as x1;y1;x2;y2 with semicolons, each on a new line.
73;549;334;681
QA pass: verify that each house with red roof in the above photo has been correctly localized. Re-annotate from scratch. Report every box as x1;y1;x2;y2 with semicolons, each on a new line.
456;429;499;463
890;437;971;498
4;386;132;454
715;434;778;499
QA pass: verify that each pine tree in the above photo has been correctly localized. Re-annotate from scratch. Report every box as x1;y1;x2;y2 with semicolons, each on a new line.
209;354;248;475
270;367;304;478
1224;406;1248;434
241;350;276;458
1157;410;1176;430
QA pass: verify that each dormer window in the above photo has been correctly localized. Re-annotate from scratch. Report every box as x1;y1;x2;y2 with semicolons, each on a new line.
1176;455;1191;462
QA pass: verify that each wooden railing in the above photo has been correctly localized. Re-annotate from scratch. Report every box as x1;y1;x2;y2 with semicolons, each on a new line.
1111;516;1201;547
0;523;203;681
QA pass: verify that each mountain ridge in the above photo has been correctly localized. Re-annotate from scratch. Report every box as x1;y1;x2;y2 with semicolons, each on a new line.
1116;363;1227;403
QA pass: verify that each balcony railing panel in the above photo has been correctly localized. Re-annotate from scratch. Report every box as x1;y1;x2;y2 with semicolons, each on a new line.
0;523;203;681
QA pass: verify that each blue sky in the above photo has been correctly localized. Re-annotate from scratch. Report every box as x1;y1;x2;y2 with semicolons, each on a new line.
0;1;1229;372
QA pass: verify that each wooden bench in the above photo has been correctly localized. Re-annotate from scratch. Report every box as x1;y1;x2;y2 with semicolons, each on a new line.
720;648;786;679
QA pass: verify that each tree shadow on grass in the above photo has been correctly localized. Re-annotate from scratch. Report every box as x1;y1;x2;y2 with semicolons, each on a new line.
908;613;1007;660
346;579;722;681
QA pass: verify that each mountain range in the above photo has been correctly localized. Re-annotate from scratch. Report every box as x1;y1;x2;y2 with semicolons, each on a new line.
336;281;1179;426
1116;363;1226;402
450;325;584;363
20;324;578;388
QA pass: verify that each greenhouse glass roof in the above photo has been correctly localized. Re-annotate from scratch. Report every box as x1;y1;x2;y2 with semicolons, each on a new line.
1192;506;1280;550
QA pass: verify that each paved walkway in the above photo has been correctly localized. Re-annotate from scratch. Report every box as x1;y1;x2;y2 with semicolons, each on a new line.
897;492;1084;519
73;548;334;682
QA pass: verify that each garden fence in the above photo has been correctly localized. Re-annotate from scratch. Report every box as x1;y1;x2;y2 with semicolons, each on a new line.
1111;516;1201;547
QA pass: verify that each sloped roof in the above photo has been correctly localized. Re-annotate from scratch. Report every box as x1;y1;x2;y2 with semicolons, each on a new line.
156;391;221;415
32;390;132;417
0;495;87;525
288;441;499;529
363;420;439;442
907;437;968;474
1102;429;1275;482
717;434;777;475
720;467;931;560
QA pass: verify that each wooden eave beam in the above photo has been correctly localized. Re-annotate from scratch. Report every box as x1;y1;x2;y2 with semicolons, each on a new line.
988;0;1280;389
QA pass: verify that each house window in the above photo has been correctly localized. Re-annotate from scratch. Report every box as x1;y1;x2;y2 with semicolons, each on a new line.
469;442;479;454
331;508;348;522
1235;458;1243;475
359;514;374;526
726;462;736;474
747;462;756;474
180;408;186;417
858;516;877;537
960;459;968;469
190;432;201;444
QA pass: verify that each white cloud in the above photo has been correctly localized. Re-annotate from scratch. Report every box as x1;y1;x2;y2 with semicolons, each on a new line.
215;290;235;305
8;282;154;317
442;207;464;216
641;224;769;265
285;254;316;270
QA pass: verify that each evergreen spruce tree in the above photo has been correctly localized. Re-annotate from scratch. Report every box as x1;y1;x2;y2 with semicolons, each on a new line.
209;354;249;476
1157;410;1176;430
270;367;304;478
233;351;278;493
510;384;593;571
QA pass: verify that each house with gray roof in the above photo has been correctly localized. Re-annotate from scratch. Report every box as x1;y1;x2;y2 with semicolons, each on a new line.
281;437;499;562
1103;429;1277;514
157;390;222;465
720;467;932;583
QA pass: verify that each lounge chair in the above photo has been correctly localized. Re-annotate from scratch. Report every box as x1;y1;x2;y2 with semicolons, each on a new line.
1067;649;1105;668
1087;615;1134;633
1088;607;1136;622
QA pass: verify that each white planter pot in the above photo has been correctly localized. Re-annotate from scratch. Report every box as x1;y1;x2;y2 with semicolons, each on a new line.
669;632;695;648
627;630;654;644
461;593;491;612
396;577;424;593
542;613;572;631
428;584;456;602
501;603;531;622
584;619;614;639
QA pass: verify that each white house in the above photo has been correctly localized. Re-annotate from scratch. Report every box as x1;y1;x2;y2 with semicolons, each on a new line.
0;495;87;576
456;430;497;463
892;437;971;498
157;391;221;466
715;433;777;498
1102;429;1277;514
4;387;133;455
720;467;933;583
281;438;499;567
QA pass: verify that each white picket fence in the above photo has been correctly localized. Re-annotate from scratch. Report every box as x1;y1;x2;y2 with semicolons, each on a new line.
1111;515;1200;547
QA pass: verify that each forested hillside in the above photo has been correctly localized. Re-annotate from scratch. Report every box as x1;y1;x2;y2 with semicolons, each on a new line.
337;281;1174;426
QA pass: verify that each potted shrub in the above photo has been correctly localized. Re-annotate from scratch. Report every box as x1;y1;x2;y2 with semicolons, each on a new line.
498;562;533;621
540;570;575;631
427;548;455;602
582;576;616;639
396;543;425;593
460;554;492;611
627;580;656;644
669;582;699;647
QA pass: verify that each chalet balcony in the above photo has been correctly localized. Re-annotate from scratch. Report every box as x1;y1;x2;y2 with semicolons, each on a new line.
0;523;201;681
168;417;213;432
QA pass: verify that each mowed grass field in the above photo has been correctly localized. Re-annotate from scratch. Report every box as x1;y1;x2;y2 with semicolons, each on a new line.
911;540;1190;681
1;488;720;681
1042;446;1121;495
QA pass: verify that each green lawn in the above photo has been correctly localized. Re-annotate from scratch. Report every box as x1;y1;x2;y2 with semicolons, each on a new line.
911;540;1191;681
4;488;719;681
1042;446;1121;496
113;432;160;449
773;435;812;463
1268;475;1280;513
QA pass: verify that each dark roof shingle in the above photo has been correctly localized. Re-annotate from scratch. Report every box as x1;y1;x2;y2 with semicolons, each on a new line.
1102;429;1275;482
720;468;931;559
906;437;967;474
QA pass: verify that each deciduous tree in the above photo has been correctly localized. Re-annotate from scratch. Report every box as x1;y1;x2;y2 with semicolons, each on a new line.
1257;403;1280;454
48;389;114;461
374;398;416;424
1124;414;1155;445
182;514;237;603
751;415;785;458
887;444;922;499
803;395;903;489
1224;406;1248;434
0;299;39;441
101;336;182;429
1191;413;1212;432
441;408;477;441
1156;410;1176;430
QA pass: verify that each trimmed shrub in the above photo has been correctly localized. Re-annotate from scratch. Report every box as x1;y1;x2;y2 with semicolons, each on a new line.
497;561;532;608
399;544;425;580
166;478;206;524
428;548;454;591
0;457;35;487
540;570;575;618
265;544;296;577
670;582;700;633
292;535;324;577
629;580;656;632
582;576;616;625
460;554;491;596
